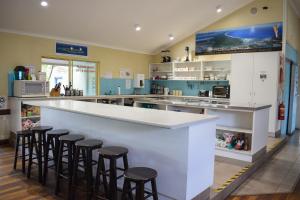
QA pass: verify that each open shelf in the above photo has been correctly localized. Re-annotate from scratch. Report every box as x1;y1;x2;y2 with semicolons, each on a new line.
216;125;252;134
215;146;251;155
21;115;41;119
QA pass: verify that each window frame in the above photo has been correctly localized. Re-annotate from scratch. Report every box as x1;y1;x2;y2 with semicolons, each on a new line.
41;56;100;95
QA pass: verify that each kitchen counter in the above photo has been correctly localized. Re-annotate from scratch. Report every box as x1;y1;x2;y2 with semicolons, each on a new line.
134;98;271;112
24;100;217;129
24;99;217;200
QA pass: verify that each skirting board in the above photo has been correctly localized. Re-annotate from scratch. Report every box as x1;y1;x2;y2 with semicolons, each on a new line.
192;187;210;200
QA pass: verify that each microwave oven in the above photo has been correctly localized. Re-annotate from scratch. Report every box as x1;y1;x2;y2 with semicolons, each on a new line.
212;85;230;98
14;80;49;97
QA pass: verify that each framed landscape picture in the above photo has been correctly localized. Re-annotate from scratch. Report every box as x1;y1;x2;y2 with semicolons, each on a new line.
195;22;283;55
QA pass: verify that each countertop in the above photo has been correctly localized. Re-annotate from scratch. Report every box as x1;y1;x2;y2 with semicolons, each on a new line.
9;94;230;101
24;100;217;129
134;98;271;111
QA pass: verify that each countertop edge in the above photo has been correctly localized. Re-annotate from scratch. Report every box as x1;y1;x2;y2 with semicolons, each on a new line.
24;100;218;129
134;100;271;111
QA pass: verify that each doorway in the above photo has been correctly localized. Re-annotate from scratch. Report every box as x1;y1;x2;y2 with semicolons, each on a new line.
281;60;299;135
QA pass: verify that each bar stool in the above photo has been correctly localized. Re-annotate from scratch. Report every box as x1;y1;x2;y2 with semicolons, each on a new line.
72;139;103;200
27;126;53;182
121;167;158;200
13;130;32;173
43;129;69;185
95;146;131;200
55;134;85;198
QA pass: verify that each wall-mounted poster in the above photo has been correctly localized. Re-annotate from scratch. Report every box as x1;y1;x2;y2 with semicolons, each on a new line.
195;22;282;55
56;42;88;56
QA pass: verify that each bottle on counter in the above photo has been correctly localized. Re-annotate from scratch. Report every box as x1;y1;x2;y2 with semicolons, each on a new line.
117;86;121;95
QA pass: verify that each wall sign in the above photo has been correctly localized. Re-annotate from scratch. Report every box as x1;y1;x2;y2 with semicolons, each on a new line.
56;42;88;56
195;22;283;55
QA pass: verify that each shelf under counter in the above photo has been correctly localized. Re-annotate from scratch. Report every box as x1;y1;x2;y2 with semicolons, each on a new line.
216;125;252;134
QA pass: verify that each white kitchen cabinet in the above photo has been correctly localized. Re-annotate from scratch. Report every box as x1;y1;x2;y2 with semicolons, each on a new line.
231;52;281;136
230;53;254;104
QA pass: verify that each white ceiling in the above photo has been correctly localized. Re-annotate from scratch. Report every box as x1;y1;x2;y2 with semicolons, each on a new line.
0;0;253;54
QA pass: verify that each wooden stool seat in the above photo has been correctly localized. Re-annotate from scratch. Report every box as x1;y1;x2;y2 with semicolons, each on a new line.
16;130;32;135
46;129;69;136
99;146;128;158
124;167;157;182
75;139;103;148
122;167;158;200
31;126;53;132
59;134;84;142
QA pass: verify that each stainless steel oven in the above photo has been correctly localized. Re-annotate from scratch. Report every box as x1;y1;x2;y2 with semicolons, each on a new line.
212;85;230;98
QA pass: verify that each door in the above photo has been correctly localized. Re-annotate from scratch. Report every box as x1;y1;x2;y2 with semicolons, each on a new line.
253;52;280;134
230;53;254;104
288;63;298;134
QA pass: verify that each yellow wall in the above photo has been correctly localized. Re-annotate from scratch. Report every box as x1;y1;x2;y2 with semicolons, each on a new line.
157;0;283;62
286;1;300;55
0;32;152;96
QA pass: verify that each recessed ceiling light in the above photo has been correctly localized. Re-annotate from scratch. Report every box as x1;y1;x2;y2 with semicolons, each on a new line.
216;5;222;13
41;1;48;7
135;24;141;31
169;34;174;41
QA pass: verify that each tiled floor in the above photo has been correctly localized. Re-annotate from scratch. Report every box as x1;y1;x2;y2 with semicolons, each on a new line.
212;135;285;190
232;130;300;195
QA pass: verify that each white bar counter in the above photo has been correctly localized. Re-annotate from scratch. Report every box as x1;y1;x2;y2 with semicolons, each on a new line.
25;100;217;200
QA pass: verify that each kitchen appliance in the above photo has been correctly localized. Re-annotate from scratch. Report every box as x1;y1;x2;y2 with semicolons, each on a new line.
14;80;49;97
212;85;230;98
198;90;209;97
164;87;169;95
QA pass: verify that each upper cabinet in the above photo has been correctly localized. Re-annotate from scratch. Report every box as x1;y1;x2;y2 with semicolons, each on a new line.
230;53;254;104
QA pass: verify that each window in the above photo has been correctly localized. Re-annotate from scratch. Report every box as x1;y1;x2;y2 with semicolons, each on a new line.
41;58;98;96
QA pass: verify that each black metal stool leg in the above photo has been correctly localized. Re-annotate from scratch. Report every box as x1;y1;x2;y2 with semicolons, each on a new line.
123;155;133;200
67;143;74;200
151;179;158;200
21;135;26;173
101;156;109;196
95;155;102;195
86;149;93;200
121;179;131;200
13;135;20;170
109;158;117;200
43;135;50;185
52;137;58;171
37;132;43;183
55;141;64;195
27;134;36;179
71;146;80;200
136;182;145;200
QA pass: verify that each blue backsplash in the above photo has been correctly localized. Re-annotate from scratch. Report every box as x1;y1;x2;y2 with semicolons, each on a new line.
100;78;229;96
151;80;229;96
100;78;151;95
